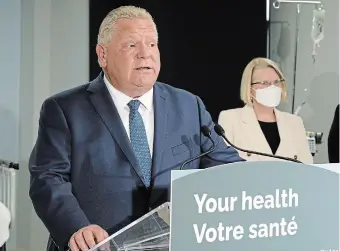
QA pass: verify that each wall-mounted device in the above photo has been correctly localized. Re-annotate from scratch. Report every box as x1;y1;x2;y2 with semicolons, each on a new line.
306;131;323;156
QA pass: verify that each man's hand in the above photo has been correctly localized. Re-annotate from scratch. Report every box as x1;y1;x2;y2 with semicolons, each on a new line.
69;224;109;251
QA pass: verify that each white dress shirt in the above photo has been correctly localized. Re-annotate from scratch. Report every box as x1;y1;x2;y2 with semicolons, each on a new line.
104;75;154;155
0;202;10;247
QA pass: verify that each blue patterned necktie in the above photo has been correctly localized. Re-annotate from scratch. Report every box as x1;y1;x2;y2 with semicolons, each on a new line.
128;100;152;187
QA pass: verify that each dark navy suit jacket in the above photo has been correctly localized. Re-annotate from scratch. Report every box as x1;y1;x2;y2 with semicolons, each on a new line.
29;73;244;250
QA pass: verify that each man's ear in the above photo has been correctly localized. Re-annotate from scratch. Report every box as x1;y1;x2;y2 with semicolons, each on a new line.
95;44;107;67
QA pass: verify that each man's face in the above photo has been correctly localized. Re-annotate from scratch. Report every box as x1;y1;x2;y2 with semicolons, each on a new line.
97;18;161;97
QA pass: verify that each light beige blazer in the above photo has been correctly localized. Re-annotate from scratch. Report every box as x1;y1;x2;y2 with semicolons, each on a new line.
218;105;313;164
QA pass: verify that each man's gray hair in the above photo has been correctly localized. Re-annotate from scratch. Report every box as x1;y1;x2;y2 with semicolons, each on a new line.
97;5;158;45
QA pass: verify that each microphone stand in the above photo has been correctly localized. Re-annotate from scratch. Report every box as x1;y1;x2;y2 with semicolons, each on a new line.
179;126;219;170
214;124;302;163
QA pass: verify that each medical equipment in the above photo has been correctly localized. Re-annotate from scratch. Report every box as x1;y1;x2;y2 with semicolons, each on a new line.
271;0;325;113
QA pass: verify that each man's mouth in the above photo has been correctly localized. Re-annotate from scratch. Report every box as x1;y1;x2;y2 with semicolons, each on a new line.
135;67;152;70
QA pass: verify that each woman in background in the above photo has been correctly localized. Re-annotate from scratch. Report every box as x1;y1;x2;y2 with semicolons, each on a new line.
218;57;313;163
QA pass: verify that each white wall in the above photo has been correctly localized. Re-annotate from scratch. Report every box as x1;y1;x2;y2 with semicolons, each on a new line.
0;0;21;249
269;0;339;163
0;0;89;250
0;0;21;172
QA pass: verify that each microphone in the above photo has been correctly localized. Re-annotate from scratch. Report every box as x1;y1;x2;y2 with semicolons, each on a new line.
179;125;218;170
214;124;302;163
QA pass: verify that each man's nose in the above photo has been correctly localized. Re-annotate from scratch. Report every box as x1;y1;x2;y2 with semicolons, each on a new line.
137;45;151;59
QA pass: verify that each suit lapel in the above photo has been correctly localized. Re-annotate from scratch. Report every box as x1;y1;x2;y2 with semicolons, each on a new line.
240;105;273;155
87;73;145;184
151;83;168;182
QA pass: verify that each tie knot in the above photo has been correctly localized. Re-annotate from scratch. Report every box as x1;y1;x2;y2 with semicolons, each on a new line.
128;99;141;112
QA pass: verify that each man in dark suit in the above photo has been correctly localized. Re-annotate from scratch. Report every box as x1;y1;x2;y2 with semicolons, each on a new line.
328;104;339;163
29;5;244;251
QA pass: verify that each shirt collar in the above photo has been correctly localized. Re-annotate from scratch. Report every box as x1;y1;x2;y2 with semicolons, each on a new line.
103;74;153;112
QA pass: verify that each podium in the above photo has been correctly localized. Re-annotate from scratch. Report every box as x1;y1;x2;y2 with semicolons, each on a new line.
89;162;339;251
89;202;171;251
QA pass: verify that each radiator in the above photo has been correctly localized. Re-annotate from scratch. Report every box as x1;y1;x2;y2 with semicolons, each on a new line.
0;164;17;222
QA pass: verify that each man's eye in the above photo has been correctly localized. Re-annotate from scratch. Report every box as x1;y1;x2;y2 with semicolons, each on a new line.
150;43;155;47
129;44;136;48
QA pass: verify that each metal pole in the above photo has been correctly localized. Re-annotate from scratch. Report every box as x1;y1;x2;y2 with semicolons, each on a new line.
274;0;321;5
273;0;322;8
278;0;321;3
291;4;301;113
266;0;271;58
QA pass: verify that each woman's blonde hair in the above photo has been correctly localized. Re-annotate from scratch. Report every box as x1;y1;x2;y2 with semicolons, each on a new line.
240;57;287;105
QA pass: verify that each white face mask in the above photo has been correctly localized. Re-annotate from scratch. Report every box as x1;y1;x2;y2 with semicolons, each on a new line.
253;85;282;107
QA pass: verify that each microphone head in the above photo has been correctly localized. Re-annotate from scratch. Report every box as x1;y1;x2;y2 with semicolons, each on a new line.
214;124;225;136
200;125;211;137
